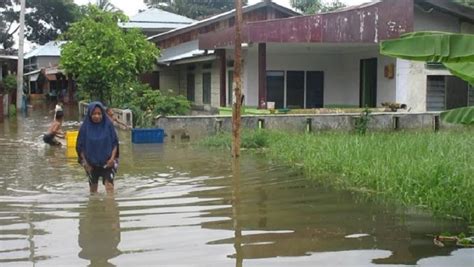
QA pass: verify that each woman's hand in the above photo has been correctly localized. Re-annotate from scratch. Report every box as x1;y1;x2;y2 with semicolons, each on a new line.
106;158;115;168
83;161;92;173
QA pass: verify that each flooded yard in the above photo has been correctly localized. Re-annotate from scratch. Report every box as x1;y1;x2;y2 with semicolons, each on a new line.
0;104;472;266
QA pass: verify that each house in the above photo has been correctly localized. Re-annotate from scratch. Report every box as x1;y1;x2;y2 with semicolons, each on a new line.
23;41;74;102
0;52;18;116
119;8;196;37
119;8;196;89
150;0;474;112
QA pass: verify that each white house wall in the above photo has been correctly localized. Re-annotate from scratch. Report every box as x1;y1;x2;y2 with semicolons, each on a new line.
242;45;396;108
159;66;181;92
243;48;257;107
36;56;60;68
397;9;473;112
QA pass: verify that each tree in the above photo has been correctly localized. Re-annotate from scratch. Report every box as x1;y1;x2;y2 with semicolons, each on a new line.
0;0;80;50
96;0;116;12
60;6;159;104
0;0;17;49
290;0;345;14
455;0;474;8
143;0;248;20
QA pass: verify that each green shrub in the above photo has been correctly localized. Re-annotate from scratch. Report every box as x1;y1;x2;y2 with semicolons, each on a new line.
354;107;371;135
8;104;16;117
114;82;191;128
2;75;17;93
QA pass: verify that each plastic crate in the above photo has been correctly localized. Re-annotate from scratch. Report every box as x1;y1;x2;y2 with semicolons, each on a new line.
66;130;79;147
131;128;164;144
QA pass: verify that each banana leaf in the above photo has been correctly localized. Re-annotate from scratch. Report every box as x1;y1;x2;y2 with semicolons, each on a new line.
440;106;474;125
380;31;474;85
444;62;474;85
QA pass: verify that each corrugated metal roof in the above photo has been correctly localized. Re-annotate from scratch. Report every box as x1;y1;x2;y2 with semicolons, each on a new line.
24;41;67;59
158;40;214;64
119;8;195;30
148;0;300;42
120;21;191;30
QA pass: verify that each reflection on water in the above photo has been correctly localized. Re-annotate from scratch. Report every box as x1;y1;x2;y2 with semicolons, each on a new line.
0;103;473;266
78;196;121;266
231;158;243;267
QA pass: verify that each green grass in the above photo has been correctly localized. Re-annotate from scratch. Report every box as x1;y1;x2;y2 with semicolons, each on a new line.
200;129;474;222
219;107;270;115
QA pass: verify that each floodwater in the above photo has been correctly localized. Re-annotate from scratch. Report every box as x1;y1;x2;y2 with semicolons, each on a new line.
0;103;472;266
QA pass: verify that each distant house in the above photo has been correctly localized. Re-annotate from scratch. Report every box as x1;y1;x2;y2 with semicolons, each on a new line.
23;41;74;102
150;0;474;112
119;8;195;37
148;0;299;104
119;8;196;89
0;53;18;116
0;53;17;80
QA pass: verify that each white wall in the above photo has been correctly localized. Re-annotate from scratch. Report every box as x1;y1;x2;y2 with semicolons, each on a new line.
242;46;396;108
396;59;452;112
36;56;60;68
159;66;181;92
397;8;469;112
243;48;257;107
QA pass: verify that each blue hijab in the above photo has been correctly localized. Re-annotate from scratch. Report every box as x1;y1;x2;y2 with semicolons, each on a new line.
76;102;119;167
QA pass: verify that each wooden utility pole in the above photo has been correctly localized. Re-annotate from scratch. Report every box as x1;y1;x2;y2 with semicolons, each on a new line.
232;0;243;158
16;0;26;111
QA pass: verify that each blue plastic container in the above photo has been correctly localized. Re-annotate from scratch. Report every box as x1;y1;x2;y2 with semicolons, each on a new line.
131;128;164;144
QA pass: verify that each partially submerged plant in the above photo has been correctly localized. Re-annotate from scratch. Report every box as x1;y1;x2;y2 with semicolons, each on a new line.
354;107;371;135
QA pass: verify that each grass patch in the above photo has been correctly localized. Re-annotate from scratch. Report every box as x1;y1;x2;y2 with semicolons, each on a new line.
201;129;474;222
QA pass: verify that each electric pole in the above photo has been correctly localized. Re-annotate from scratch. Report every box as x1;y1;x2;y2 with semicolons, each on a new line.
16;0;26;111
232;0;243;158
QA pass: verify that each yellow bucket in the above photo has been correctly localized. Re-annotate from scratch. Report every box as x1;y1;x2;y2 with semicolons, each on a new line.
66;131;78;148
66;147;78;158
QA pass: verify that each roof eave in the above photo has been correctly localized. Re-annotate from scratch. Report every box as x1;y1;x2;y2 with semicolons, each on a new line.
148;1;300;43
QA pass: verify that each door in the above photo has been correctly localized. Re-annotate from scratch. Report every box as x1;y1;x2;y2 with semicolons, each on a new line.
286;71;305;109
186;73;195;102
266;71;284;109
306;71;324;108
360;58;377;108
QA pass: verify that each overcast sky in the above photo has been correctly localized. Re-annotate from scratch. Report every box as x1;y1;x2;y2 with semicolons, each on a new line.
73;0;371;16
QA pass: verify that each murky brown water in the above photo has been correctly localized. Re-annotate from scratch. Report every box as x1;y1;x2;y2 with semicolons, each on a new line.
0;103;473;266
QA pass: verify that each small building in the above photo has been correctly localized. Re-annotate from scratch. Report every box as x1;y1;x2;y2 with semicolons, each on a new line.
119;8;196;37
0;53;18;116
24;41;74;102
120;8;196;89
150;0;474;112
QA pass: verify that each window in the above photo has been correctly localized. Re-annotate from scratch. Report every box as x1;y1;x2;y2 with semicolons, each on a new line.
266;71;284;109
286;71;305;109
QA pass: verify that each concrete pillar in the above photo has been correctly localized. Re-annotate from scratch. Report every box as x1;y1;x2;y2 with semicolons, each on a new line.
258;43;267;108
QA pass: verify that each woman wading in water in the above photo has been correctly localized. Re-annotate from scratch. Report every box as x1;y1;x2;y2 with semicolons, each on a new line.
76;102;119;194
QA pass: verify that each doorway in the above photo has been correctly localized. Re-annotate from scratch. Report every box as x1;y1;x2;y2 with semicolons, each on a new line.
360;58;377;108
